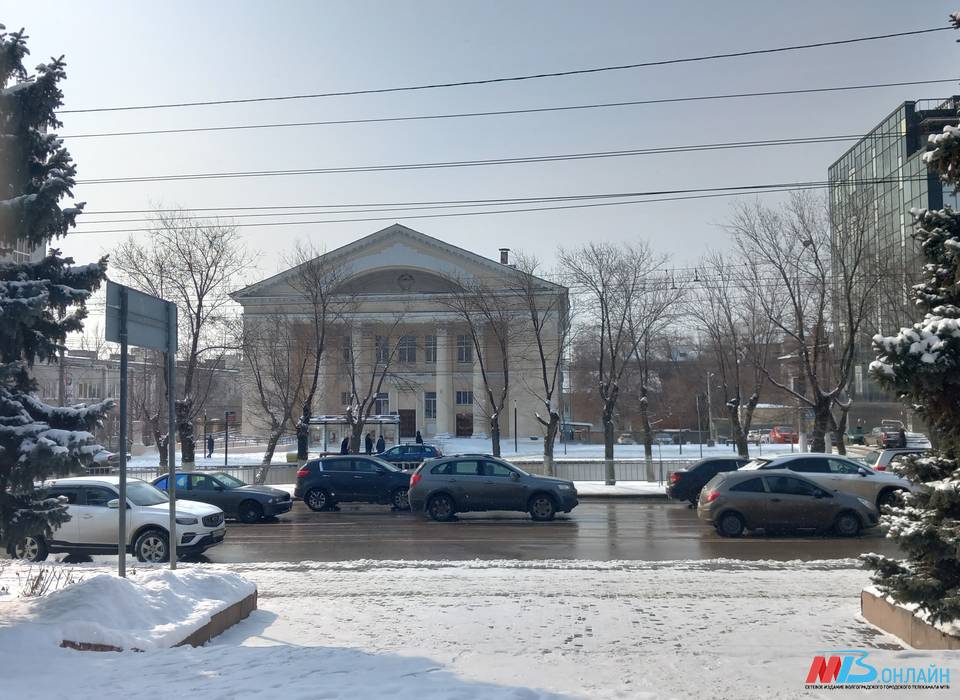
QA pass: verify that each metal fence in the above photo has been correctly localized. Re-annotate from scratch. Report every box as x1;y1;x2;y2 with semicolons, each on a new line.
123;464;301;486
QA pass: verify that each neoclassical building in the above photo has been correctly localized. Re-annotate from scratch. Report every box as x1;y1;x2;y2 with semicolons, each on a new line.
232;224;568;444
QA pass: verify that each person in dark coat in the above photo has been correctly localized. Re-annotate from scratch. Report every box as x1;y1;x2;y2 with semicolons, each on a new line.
340;436;350;454
206;433;214;458
898;427;908;448
376;434;386;453
415;430;423;445
364;432;373;454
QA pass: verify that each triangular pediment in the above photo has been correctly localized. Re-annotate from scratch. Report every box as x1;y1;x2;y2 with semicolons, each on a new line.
232;224;562;300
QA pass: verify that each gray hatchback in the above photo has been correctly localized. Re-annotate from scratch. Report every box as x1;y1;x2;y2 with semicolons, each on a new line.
408;455;578;521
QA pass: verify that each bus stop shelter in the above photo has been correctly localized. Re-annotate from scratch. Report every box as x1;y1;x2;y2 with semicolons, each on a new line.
308;414;401;452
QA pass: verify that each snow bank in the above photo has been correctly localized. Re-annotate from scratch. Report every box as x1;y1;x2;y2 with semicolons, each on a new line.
0;566;255;653
573;480;666;496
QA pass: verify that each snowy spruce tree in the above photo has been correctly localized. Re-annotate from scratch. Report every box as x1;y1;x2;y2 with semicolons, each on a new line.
0;25;110;548
862;12;960;625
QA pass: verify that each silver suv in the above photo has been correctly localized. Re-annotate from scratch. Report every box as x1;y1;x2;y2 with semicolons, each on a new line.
408;455;578;521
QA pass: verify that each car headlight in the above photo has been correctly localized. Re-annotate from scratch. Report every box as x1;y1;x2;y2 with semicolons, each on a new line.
857;497;875;510
556;484;573;491
176;516;199;525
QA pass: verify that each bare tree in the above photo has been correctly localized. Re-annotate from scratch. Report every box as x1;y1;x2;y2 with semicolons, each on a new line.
112;209;250;466
560;242;660;485
689;251;775;457
443;279;518;457
729;192;879;453
510;252;571;474
241;314;310;482
341;315;414;453
627;275;682;463
284;242;351;462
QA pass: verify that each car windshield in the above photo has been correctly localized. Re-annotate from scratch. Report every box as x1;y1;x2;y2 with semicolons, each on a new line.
739;459;769;471
371;457;402;472
212;472;246;488
126;480;168;506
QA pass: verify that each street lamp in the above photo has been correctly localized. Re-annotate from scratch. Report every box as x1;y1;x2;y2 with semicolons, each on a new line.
705;372;715;446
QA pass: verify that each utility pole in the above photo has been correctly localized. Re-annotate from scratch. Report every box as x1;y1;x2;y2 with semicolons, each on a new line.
696;394;703;458
514;399;518;453
705;372;715;445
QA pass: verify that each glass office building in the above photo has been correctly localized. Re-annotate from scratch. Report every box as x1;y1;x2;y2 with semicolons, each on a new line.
828;98;960;408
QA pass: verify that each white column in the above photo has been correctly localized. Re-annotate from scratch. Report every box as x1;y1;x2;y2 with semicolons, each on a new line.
435;326;453;437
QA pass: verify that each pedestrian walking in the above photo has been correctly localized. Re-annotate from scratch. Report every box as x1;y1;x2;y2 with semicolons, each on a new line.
898;427;907;448
364;432;373;454
340;436;350;454
415;430;423;445
376;434;386;453
206;433;214;458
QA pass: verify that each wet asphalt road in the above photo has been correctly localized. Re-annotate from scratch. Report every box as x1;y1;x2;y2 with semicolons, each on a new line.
203;499;902;563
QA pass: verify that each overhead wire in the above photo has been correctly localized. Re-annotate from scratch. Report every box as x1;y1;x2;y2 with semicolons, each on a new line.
57;26;952;114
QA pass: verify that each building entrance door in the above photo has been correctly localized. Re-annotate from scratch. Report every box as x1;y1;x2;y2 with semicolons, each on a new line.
398;409;416;438
456;413;473;437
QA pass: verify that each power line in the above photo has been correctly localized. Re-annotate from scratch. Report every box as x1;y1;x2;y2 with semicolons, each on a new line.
68;176;930;236
71;134;903;187
58;78;960;139
57;26;951;114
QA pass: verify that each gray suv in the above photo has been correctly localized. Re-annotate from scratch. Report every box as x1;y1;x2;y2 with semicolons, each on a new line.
408;455;578;521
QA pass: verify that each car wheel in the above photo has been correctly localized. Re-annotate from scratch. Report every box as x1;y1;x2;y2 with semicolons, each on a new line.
134;529;169;563
876;488;901;510
11;535;48;562
391;487;410;511
304;488;331;512
427;493;455;522
717;512;745;537
834;512;861;537
238;500;264;524
528;493;557;522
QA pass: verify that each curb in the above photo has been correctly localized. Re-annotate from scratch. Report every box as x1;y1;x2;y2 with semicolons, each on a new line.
578;493;669;500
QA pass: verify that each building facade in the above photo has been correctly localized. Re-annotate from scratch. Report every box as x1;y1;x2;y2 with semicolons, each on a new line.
828;97;960;427
232;225;568;445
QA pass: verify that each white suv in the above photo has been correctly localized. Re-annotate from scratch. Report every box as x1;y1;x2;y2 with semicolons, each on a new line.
6;476;226;563
740;453;915;509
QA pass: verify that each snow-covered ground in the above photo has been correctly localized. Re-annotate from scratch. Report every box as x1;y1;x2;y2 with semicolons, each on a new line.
128;439;799;468
3;558;953;699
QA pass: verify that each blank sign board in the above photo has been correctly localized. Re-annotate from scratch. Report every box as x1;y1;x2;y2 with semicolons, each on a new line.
104;280;177;350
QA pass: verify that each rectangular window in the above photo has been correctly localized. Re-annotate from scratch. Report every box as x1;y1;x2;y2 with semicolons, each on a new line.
455;390;473;406
425;335;437;363
425;391;437;419
341;335;352;364
340;392;352;406
456;334;473;363
375;335;389;363
373;392;389;415
398;335;416;363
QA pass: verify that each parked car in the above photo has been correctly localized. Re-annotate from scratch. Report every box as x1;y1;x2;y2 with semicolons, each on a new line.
6;476;226;563
697;469;878;537
408;455;578;522
739;453;915;508
378;443;442;466
865;423;930;449
769;426;798;444
861;448;930;472
152;471;292;523
616;433;635;445
294;455;412;511
666;457;750;506
654;433;672;445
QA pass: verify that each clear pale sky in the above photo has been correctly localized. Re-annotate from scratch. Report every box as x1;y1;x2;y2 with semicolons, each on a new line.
3;0;959;286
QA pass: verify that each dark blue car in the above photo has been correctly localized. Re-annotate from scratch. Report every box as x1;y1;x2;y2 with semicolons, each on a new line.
377;443;443;468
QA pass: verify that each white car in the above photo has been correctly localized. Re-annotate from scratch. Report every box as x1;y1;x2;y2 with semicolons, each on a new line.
862;448;930;472
7;476;226;563
740;453;915;509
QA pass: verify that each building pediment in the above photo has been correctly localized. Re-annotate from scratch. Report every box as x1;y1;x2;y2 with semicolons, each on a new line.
232;224;563;302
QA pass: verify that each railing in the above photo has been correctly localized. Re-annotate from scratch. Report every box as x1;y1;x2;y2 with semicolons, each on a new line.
515;458;697;482
123;464;301;486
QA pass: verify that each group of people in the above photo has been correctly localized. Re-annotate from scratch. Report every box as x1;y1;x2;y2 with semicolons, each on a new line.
339;429;424;455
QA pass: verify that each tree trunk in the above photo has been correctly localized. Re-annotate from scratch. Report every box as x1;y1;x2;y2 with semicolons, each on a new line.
176;397;195;467
256;429;283;484
728;403;749;458
148;413;167;467
832;404;851;456
542;412;559;477
350;421;364;454
810;396;832;453
639;392;653;461
490;415;501;457
603;408;615;485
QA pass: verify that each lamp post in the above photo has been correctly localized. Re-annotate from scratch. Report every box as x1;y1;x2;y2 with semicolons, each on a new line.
696;394;703;459
705;372;715;445
513;399;518;453
224;410;235;467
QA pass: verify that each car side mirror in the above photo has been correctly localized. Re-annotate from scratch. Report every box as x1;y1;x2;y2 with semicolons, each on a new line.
376;466;386;474
510;472;520;481
814;490;829;499
214;485;224;491
107;499;120;509
858;468;870;477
